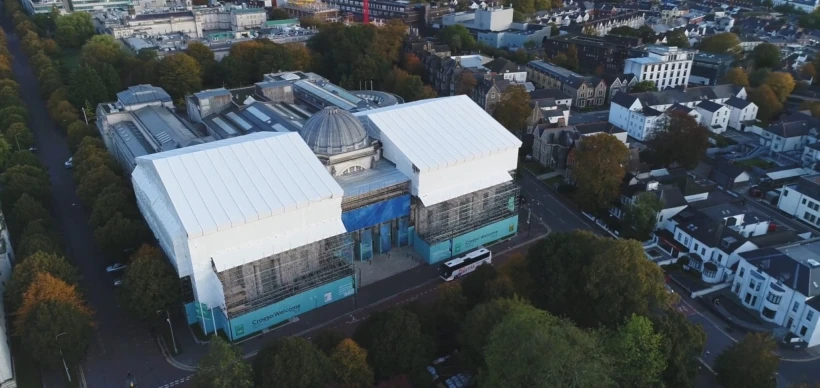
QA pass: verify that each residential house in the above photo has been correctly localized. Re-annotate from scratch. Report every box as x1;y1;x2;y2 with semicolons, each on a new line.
801;143;820;169
608;84;752;140
571;11;646;36
752;112;819;153
542;33;643;74
601;73;638;103
777;173;820;229
732;239;820;347
709;157;751;190
528;122;626;169
694;100;730;134
610;170;689;233
724;96;759;131
526;60;608;108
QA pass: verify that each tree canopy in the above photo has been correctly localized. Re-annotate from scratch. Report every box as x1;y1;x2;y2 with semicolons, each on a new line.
753;43;781;69
458;297;531;371
480;304;614;388
194;336;254;388
715;333;779;388
622;191;664;241
631;80;658;93
764;72;795;103
653;310;706;388
55;12;94;48
722;67;749;87
437;25;476;54
647;111;710;169
527;231;672;328
120;245;180;322
572;134;628;212
605;314;666;388
749;84;783;122
7;251;77;312
492;85;532;134
157;53;202;100
353;309;434;382
254;337;331;388
698;32;740;54
68;64;108;109
329;339;375;388
666;29;690;48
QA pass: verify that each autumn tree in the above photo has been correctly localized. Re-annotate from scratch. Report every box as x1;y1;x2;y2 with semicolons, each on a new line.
79;35;125;72
764;72;796;103
312;329;347;356
752;43;781;69
492;85;531;134
329;339;374;388
455;73;477;96
382;67;434;102
631;80;658;92
194;336;254;388
621;191;664;241
801;63;817;81
749;84;783;121
67;121;98;153
6;252;77;312
460;264;513;308
605;314;666;388
653;310;706;388
353;309;434;382
527;231;672;328
722;67;750;87
187;41;218;87
254;337;331;388
480;304;614;388
14;273;93;368
5;123;35;151
119;245;180;322
646;111;710;169
715;333;779;388
401;53;423;76
155;53;202;100
572;134;628;212
698;32;741;54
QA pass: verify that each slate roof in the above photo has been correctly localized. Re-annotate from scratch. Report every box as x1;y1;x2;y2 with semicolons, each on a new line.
484;57;524;74
632;85;743;107
612;92;639;107
529;88;572;100
725;96;752;109
574;121;625;135
697;100;725;113
739;240;820;297
763;113;817;138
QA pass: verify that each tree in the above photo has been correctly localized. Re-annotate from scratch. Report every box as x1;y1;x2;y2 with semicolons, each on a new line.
68;65;108;109
79;35;125;72
749;84;783;122
5;123;35;151
527;231;672;328
401;53;423;76
157;54;202;100
749;68;772;88
437;25;475;54
647;111;710;169
67;121;98;153
605;314;666;388
0;137;11;170
6;150;42;170
254;337;331;388
722;67;750;87
0;165;51;206
6;252;77;312
653;310;706;388
631;80;658;93
17;222;63;258
382;68;432;102
9;193;52;237
89;187;139;228
312;329;347;356
427;282;469;353
622;191;664;241
480;304;614;388
492;85;531;133
0;114;26;133
55;12;95;48
764;72;796;103
193;336;254;388
455;73;477;96
14;273;93;367
94;213;151;262
353;309;434;382
458;297;531;371
76;165;123;205
564;45;579;71
269;8;291;20
187;41;218;87
715;333;779;388
119;245;180;322
460;264;513;307
801;63;817;81
698;32;740;54
329;339;374;388
572;134;628;212
609;26;640;37
98;63;121;99
666;29;690;48
752;43;781;69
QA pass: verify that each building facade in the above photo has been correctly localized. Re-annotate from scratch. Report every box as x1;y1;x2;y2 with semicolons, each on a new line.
624;45;696;90
543;33;643;74
777;174;820;229
526;60;608;108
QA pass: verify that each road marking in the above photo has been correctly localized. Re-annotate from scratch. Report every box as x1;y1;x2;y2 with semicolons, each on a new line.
698;357;716;374
158;375;192;388
677;296;739;343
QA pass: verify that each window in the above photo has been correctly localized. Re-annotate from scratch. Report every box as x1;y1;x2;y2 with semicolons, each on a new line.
802;198;807;205
784;190;789;196
739;268;745;278
733;283;740;294
766;292;782;305
808;311;815;321
762;307;776;319
801;326;808;336
749;279;757;291
694;243;700;251
794;302;800;312
701;248;706;256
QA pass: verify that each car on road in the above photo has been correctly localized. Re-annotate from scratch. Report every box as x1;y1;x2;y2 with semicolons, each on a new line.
64;157;73;169
782;333;807;349
106;263;127;273
28;147;37;152
113;279;123;287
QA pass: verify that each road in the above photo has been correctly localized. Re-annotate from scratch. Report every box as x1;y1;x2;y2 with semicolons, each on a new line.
0;18;192;388
518;171;604;234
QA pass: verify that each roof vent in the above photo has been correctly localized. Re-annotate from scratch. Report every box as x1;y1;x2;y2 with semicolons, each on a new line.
808;259;820;268
721;236;737;249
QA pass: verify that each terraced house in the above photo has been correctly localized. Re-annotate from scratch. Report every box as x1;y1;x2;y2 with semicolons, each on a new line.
526;60;608;108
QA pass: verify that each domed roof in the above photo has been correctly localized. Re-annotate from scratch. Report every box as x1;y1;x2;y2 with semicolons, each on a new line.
300;107;369;155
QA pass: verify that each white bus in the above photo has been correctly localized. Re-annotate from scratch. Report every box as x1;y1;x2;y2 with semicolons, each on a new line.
439;248;492;281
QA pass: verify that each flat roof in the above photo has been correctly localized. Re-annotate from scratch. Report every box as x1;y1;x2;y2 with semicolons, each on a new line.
335;160;410;198
135;132;344;239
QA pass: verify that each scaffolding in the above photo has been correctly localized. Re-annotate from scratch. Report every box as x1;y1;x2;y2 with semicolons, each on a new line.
215;234;355;319
415;181;520;244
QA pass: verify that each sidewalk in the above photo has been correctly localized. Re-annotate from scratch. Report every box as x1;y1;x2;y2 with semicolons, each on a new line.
162;217;551;369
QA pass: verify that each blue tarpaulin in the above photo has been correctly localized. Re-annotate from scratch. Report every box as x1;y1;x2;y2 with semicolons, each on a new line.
342;195;410;232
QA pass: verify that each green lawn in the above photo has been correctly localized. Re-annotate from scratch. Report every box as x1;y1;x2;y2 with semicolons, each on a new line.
11;337;42;388
522;161;554;175
734;158;775;170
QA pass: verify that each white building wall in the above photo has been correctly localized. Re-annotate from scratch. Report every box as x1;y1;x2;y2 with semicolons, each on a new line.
777;185;820;228
728;103;758;130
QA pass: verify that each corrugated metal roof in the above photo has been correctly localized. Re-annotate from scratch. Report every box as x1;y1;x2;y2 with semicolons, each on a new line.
135;132;344;238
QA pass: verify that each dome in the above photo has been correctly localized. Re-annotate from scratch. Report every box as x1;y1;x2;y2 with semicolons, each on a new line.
300;107;369;155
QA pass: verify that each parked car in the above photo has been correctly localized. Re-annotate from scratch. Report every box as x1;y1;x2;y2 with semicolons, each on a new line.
28;147;38;152
106;263;127;273
64;157;73;169
113;279;123;287
782;333;807;349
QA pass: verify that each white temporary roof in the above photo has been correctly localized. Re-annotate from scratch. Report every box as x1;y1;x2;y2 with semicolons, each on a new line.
357;95;521;173
766;168;814;181
135;131;344;239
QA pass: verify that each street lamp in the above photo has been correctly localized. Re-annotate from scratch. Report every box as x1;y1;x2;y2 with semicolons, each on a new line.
55;332;71;383
158;309;177;354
